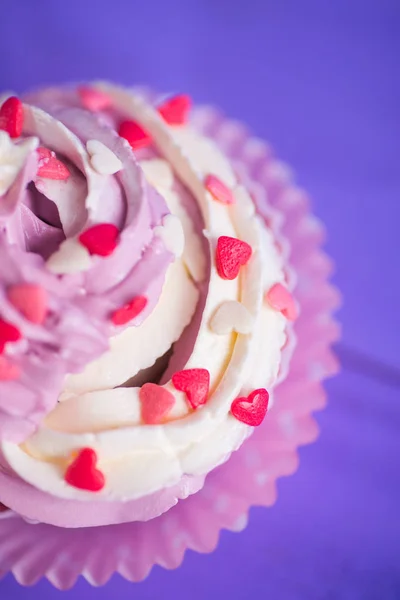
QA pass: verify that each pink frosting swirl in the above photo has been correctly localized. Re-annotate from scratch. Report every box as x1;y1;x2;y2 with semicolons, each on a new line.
0;89;174;442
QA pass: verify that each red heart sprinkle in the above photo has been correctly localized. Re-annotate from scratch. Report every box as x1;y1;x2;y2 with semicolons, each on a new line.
119;120;151;150
158;94;191;125
36;147;70;180
37;147;52;160
65;448;105;492
139;383;175;424
265;283;298;321
78;86;112;112
216;236;252;280
0;356;20;381
0;318;21;354
205;174;234;205
0;97;24;138
231;388;269;426
111;296;148;326
78;223;119;257
172;368;210;409
7;283;48;325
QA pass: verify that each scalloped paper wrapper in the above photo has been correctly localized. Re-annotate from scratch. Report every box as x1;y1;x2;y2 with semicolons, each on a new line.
0;106;340;589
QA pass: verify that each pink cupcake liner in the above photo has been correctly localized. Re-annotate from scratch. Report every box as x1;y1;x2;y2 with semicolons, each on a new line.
0;106;341;589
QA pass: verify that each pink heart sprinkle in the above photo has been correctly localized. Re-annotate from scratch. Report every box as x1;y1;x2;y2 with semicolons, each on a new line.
7;283;48;325
216;236;252;280
205;174;234;205
265;282;298;321
0;356;20;381
78;223;120;257
158;94;191;125
0;96;24;138
139;383;175;424
0;318;21;354
111;296;148;326
65;448;105;492
231;388;269;426
78;86;112;112
172;368;210;409
36;147;70;180
119;120;151;150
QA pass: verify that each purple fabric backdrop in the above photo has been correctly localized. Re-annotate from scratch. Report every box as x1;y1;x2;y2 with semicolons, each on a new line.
1;0;399;597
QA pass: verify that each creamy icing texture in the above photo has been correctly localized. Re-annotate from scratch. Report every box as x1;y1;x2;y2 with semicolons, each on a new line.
0;84;293;518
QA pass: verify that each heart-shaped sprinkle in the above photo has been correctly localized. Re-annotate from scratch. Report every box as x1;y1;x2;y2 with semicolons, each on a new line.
86;139;122;175
46;238;92;274
172;368;210;409
139;383;175;424
216;236;252;280
205;174;234;205
0;318;21;354
7;284;48;325
158;94;191;125
0;356;20;381
154;214;185;257
65;448;105;492
265;283;298;321
79;223;119;257
231;388;269;426
119;120;151;150
0;97;24;138
78;86;112;112
111;295;148;326
209;300;254;335
36;147;70;180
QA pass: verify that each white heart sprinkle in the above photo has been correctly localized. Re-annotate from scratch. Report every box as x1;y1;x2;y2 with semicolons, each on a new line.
46;238;92;274
86;140;122;175
209;301;254;335
154;214;185;257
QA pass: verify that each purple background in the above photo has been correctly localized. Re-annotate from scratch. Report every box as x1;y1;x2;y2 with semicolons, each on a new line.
1;0;399;597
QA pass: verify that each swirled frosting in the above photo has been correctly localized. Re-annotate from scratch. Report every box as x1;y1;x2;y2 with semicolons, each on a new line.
0;84;296;525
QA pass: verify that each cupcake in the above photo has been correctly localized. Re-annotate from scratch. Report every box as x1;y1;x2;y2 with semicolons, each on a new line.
0;84;341;587
0;83;299;528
